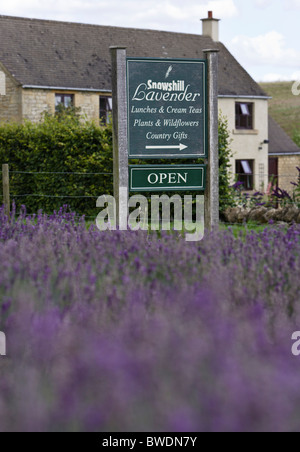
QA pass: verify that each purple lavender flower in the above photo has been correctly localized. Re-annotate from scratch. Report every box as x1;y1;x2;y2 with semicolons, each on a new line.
0;206;300;431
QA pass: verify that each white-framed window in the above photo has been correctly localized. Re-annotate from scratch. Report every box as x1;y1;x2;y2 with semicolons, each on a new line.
236;159;254;190
235;102;254;130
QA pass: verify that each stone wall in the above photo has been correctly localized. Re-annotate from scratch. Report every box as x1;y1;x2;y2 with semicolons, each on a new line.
75;92;100;122
224;206;300;225
22;89;54;122
278;155;300;193
0;68;22;123
0;81;109;124
21;89;102;123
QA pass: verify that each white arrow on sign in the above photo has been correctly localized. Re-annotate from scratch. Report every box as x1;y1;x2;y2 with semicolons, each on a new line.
145;144;188;151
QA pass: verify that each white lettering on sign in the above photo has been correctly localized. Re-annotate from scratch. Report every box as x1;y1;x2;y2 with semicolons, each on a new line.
147;80;185;92
164;119;199;128
146;132;172;141
160;173;168;184
147;173;188;185
131;106;157;114
173;132;188;140
189;106;203;114
178;173;188;184
134;119;154;127
148;173;159;184
167;106;187;114
132;83;201;103
0;71;6;96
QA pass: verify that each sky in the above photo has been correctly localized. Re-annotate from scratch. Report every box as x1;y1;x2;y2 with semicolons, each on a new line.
0;0;299;82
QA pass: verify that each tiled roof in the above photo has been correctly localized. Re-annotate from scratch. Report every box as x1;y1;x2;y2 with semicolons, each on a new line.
0;15;267;97
269;116;300;155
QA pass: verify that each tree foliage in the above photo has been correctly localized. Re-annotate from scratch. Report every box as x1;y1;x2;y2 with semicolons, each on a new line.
218;114;234;213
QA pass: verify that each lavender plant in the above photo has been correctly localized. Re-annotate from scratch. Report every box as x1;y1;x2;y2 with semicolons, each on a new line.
290;167;300;208
232;168;300;209
0;205;300;432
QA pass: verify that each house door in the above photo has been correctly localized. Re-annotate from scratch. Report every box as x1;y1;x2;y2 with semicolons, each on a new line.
269;158;278;187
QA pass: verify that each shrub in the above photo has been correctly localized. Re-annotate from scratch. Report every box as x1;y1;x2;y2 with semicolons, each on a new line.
218;114;234;213
230;167;300;210
0;113;113;218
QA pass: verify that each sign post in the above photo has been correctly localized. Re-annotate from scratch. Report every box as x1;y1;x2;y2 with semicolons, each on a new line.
110;49;219;234
203;49;219;231
110;46;128;228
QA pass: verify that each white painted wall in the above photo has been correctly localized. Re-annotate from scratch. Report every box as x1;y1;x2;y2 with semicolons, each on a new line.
218;97;269;191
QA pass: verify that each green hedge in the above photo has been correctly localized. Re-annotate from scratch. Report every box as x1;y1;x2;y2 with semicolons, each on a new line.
0;114;113;218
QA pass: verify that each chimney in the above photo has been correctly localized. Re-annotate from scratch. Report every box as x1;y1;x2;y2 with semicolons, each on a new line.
201;11;220;42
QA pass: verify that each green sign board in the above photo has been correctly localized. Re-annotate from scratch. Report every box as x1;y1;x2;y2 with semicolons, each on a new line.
127;58;207;159
129;165;206;192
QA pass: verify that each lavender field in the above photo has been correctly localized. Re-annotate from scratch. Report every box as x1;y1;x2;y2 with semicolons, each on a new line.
0;206;300;432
